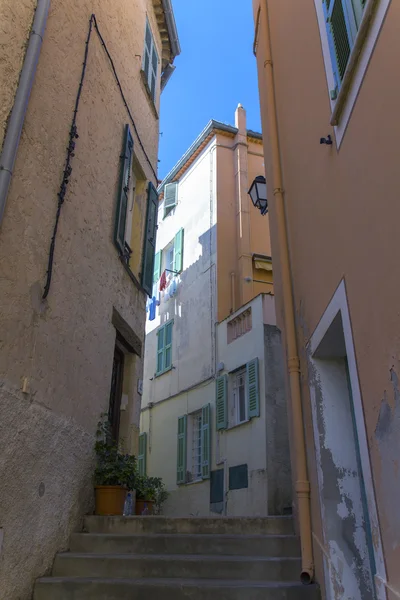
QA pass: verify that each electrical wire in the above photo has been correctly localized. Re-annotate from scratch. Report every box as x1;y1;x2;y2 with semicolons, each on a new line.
42;13;157;299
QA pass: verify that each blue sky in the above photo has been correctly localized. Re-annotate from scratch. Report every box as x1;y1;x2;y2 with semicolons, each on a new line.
158;0;262;180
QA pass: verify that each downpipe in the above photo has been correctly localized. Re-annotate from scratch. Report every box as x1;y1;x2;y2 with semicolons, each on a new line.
256;0;314;584
0;0;50;227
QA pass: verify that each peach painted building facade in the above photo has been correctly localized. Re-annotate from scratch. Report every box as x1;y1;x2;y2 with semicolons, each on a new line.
253;1;398;599
0;1;179;598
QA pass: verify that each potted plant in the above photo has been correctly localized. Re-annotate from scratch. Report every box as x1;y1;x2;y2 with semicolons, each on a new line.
135;475;168;515
94;415;136;516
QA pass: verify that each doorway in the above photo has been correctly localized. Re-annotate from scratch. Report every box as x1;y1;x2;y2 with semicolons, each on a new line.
108;345;124;442
308;281;387;600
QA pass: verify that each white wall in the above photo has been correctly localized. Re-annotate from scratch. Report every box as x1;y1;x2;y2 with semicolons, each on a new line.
142;138;217;409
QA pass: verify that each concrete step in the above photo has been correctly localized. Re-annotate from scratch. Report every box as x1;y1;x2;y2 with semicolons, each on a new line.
53;553;301;581
34;577;321;600
70;532;300;557
83;515;294;536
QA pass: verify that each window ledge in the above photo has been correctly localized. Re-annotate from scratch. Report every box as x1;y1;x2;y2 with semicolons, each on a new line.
140;70;159;120
184;478;205;487
119;256;147;296
155;365;173;378
227;419;252;431
330;0;379;127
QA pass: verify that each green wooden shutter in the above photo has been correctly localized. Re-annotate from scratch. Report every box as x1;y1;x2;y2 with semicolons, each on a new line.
174;228;184;273
247;358;260;418
153;250;162;283
141;182;159;296
164;321;173;371
114;125;134;253
164;183;178;217
216;375;228;430
156;325;165;375
324;0;352;88
201;404;211;479
138;432;147;476
177;415;187;484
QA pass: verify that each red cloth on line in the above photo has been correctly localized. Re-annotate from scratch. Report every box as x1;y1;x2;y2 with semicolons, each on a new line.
159;270;167;291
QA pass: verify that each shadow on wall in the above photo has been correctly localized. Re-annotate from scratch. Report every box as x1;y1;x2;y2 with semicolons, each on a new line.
153;224;217;377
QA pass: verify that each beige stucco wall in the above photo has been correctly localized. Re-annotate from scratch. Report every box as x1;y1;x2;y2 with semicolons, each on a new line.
0;0;165;597
0;0;36;149
254;0;400;597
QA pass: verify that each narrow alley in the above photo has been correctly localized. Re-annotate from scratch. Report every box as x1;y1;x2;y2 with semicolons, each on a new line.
0;1;399;599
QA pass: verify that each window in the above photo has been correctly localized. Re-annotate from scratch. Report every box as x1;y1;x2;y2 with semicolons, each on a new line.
142;19;159;102
322;0;365;97
232;368;248;425
177;404;211;484
152;228;185;285
114;126;159;295
163;182;178;218
215;358;260;431
156;320;173;376
227;308;252;344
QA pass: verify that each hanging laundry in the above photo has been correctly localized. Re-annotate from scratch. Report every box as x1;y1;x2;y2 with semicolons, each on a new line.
149;296;157;321
159;270;167;292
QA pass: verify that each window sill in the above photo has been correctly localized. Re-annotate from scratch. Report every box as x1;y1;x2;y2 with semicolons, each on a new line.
140;70;159;120
227;419;252;432
118;254;147;296
330;0;377;127
180;478;205;487
155;365;173;378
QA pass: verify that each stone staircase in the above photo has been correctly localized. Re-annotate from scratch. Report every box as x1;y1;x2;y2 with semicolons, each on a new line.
34;516;320;599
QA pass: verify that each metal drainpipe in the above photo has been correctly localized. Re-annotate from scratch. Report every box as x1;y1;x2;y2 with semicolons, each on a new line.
0;0;50;227
258;1;314;584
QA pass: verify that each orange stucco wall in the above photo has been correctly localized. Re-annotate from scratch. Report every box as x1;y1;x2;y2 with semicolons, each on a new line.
216;127;273;322
254;0;400;596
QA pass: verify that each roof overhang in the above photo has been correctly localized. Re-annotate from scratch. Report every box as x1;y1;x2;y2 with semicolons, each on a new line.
153;0;181;70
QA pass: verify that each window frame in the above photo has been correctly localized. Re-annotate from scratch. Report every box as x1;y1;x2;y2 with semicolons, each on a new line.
142;18;159;103
232;368;248;427
316;0;391;147
187;410;203;483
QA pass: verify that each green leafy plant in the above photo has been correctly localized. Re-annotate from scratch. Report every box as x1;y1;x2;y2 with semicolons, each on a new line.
135;474;169;513
94;414;136;489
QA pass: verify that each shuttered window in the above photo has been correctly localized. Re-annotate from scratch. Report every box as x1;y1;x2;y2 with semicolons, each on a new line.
141;182;158;296
156;320;173;376
173;228;184;273
201;404;211;479
164;183;178;218
216;375;228;430
138;432;147;476
143;19;159;102
323;0;365;96
247;358;260;419
177;415;187;484
114;125;134;255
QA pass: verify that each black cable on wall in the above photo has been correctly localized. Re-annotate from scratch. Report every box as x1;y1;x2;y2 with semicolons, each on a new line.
42;13;158;299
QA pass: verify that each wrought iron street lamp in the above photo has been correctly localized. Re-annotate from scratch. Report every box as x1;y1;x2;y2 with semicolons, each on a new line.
248;175;268;215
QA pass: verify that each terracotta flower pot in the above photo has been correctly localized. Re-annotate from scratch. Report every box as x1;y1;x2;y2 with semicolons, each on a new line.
135;499;154;515
95;485;126;515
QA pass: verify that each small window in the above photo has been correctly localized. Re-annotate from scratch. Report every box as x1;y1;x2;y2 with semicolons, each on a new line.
231;368;248;426
142;19;159;102
177;404;211;484
322;0;365;96
164;183;178;218
156;320;173;376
